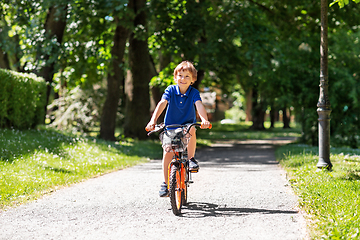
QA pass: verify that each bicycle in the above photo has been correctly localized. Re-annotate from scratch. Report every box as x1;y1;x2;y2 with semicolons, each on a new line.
146;122;211;215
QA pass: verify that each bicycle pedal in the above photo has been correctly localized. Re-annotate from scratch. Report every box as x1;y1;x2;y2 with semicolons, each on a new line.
188;180;194;184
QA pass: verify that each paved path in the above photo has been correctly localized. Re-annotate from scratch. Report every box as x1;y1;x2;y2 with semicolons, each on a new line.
0;138;308;240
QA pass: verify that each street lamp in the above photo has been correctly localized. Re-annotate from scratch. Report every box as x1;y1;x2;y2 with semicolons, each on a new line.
317;0;333;170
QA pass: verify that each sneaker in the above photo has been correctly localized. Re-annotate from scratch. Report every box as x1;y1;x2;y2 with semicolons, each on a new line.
159;182;169;197
189;157;199;172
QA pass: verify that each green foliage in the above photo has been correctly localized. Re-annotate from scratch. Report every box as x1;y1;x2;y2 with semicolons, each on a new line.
3;0;360;148
47;86;107;134
225;107;246;122
277;144;360;239
330;0;360;8
256;0;360;148
225;88;247;122
0;69;47;129
327;28;360;148
149;62;176;91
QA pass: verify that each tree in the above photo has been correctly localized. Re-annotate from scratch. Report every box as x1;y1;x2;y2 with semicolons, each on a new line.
150;0;280;129
0;1;38;71
123;0;151;139
3;0;360;149
100;15;129;141
36;3;68;113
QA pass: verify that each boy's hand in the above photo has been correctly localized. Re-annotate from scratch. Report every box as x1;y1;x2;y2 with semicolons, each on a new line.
145;122;155;132
200;120;211;129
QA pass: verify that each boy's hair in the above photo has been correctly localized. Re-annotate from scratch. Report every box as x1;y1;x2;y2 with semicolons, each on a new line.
173;61;197;82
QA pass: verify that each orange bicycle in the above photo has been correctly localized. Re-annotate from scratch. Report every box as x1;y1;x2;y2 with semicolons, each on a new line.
147;123;211;215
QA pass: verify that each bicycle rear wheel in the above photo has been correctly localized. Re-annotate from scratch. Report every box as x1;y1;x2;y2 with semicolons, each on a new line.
169;164;182;215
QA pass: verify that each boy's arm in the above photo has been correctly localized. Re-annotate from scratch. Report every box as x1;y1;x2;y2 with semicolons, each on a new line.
195;100;210;128
146;99;168;131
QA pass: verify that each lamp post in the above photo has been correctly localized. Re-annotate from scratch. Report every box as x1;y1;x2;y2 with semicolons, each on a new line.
317;0;333;170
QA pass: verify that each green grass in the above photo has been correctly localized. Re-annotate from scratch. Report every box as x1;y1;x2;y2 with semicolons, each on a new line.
0;128;161;210
276;144;360;239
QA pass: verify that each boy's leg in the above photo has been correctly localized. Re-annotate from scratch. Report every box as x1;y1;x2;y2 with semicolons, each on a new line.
187;127;199;171
187;126;196;159
159;150;174;197
162;150;174;183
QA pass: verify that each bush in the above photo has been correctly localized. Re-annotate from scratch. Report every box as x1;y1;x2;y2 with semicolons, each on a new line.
47;85;106;134
0;69;47;129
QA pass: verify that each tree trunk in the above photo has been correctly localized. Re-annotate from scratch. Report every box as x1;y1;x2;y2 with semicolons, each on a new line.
270;107;276;128
100;17;129;141
149;55;158;111
0;24;22;70
245;88;253;122
192;69;204;90
250;88;265;130
0;50;10;69
282;107;291;129
123;0;151;140
37;5;67;121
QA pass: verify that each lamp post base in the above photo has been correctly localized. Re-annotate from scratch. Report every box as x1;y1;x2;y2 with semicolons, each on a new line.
317;108;332;171
316;158;333;170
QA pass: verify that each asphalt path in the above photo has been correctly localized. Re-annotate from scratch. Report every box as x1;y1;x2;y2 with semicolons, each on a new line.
0;138;309;240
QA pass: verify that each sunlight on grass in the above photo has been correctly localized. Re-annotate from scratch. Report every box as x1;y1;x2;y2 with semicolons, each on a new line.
0;128;160;210
276;144;360;239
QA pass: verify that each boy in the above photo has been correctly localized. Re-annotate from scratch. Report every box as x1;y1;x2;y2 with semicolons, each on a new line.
146;60;210;197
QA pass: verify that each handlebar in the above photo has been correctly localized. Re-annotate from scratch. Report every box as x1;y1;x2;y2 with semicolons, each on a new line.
146;122;212;136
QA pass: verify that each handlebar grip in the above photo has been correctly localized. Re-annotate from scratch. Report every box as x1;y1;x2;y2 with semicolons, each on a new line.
200;123;212;129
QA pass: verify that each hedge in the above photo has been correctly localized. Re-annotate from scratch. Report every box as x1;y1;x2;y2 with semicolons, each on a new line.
0;68;47;129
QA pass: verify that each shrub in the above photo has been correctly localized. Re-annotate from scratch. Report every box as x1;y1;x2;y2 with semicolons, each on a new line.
47;85;106;134
0;69;47;129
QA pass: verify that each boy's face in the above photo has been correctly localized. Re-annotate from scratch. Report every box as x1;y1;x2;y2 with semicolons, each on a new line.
175;69;193;91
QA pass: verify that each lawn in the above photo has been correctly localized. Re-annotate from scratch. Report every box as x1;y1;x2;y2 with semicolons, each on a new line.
0;127;161;210
276;144;360;239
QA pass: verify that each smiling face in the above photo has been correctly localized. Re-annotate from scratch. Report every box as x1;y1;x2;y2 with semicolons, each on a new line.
173;61;197;94
174;69;193;93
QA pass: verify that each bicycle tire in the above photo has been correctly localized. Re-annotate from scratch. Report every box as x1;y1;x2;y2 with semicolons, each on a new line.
169;164;182;215
181;164;188;206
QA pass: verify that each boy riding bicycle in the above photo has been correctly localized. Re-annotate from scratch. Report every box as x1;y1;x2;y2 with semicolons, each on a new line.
146;61;210;197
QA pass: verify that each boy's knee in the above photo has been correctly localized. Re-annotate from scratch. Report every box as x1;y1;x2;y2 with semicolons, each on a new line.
189;126;196;135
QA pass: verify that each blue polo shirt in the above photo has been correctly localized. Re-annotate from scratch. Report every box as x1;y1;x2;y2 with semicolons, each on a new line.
162;85;202;126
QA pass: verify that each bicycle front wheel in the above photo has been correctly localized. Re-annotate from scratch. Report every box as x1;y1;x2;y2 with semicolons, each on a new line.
181;164;188;206
169;164;182;215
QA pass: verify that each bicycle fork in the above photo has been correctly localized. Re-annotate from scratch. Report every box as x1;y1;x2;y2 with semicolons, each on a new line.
168;155;193;191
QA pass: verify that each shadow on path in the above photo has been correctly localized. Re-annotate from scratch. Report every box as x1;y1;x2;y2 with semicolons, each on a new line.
197;142;279;168
180;202;299;218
